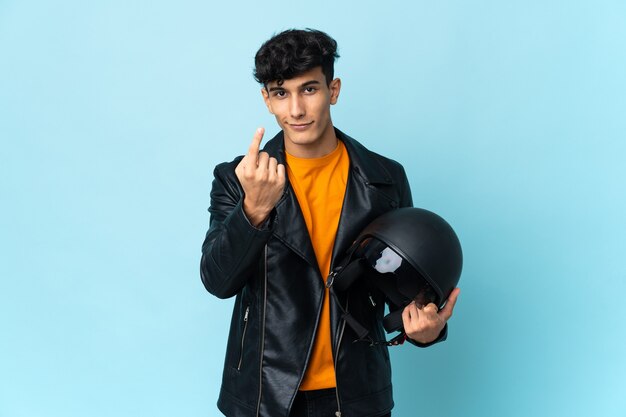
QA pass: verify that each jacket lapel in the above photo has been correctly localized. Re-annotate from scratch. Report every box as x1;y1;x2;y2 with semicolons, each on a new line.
330;129;398;269
263;132;320;273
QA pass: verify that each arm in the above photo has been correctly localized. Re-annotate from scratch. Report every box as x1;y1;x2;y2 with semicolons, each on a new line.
396;163;456;347
200;163;274;299
200;127;286;299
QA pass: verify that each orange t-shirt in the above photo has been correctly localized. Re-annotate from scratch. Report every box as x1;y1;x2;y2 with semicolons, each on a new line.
285;140;350;391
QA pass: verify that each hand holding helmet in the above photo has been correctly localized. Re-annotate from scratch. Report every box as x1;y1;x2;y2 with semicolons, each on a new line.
402;287;460;344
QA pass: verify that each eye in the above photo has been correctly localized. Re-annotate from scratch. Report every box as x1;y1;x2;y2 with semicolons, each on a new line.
303;87;317;94
273;90;287;99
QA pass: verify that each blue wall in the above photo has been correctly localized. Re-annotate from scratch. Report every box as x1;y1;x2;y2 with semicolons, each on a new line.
1;1;625;416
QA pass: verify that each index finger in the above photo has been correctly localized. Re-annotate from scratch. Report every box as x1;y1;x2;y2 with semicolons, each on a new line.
247;127;265;160
439;287;460;321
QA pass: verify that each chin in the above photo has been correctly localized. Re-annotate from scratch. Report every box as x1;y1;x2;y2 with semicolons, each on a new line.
285;131;318;145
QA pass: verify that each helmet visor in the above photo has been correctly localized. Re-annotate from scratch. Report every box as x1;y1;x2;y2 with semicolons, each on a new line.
359;238;439;308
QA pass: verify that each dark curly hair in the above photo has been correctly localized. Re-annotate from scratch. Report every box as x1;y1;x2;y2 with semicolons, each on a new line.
254;29;339;87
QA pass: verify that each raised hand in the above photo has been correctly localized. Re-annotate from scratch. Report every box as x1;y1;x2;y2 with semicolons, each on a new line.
235;127;286;227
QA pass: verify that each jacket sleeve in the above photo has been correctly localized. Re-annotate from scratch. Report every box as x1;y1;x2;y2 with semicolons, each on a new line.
200;162;274;299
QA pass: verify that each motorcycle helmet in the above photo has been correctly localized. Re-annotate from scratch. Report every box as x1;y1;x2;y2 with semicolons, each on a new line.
330;207;463;338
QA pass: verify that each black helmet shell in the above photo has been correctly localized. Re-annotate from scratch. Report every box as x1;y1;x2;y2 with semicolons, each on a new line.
355;207;463;308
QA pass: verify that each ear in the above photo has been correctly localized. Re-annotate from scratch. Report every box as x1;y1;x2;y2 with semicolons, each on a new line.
329;78;341;105
261;88;274;114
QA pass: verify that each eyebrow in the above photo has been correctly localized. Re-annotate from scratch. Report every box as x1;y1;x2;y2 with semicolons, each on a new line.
268;80;321;92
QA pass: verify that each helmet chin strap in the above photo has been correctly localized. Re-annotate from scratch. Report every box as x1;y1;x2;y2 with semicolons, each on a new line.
382;309;405;334
328;281;408;346
328;251;413;346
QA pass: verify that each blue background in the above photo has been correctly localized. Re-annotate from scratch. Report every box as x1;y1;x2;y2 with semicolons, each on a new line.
1;1;625;416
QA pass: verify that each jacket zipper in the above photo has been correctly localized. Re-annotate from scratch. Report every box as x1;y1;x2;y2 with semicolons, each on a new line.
255;245;268;416
333;297;348;417
330;169;353;417
237;305;250;371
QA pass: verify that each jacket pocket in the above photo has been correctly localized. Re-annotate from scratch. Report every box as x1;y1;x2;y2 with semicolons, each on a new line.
237;305;250;371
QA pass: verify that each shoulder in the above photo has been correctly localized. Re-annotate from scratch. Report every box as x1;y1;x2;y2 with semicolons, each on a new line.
213;155;243;178
338;128;408;181
364;145;407;176
209;155;244;200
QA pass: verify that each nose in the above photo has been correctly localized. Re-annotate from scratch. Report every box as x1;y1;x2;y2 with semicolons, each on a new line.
289;96;305;119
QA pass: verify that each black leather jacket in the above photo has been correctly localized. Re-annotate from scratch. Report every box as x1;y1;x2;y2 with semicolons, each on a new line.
201;128;445;417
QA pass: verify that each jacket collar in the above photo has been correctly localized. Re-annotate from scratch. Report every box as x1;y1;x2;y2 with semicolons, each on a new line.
262;127;399;274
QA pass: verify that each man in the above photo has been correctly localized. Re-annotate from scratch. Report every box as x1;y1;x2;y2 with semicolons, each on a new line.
201;29;460;417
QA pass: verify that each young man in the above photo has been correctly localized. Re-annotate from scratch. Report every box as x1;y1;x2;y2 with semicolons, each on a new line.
201;29;460;417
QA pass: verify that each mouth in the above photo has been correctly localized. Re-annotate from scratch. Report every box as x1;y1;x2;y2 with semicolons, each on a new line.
287;121;314;131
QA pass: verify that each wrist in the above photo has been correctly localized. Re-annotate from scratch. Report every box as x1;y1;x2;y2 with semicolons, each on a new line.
242;201;270;227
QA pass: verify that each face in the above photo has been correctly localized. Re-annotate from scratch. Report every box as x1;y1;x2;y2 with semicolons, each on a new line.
262;66;341;158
